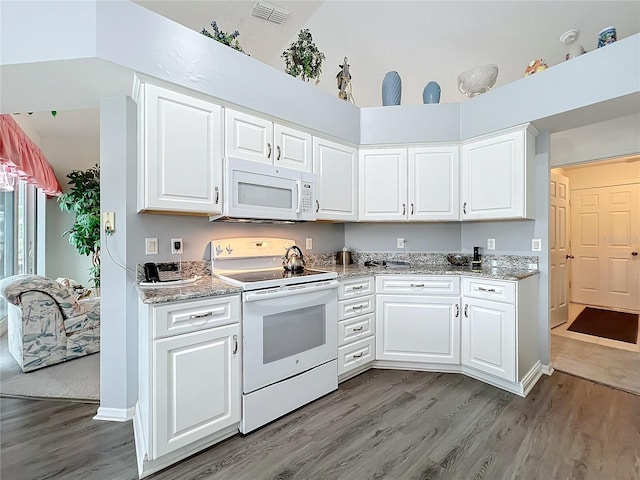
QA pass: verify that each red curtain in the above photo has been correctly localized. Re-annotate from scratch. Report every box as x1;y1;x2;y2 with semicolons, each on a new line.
0;114;62;196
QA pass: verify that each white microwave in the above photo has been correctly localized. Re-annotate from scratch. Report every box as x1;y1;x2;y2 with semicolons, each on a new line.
210;157;316;222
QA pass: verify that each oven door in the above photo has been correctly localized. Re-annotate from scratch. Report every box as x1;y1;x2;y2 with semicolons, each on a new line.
242;280;338;393
226;157;301;220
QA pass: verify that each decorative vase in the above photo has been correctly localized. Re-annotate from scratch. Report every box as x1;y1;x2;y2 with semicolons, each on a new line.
382;71;402;106
597;26;616;48
422;81;441;104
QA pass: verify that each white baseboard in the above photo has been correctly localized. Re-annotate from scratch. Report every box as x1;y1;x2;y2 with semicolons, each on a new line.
541;364;554;376
93;405;135;422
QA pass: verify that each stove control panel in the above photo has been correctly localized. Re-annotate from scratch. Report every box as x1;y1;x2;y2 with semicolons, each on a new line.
211;237;296;259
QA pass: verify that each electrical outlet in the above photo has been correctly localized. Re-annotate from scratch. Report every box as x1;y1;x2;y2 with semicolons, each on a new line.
102;212;115;235
397;237;405;249
487;238;496;250
171;238;183;255
532;238;542;251
145;238;158;255
305;237;313;250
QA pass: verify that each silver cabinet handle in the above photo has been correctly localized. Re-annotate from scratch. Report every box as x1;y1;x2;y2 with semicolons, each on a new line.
478;287;496;292
190;312;212;319
352;352;364;359
402;203;406;215
455;304;459;317
214;186;220;204
233;335;238;355
276;145;281;160
463;202;467;214
632;252;638;256
464;304;468;317
267;143;272;158
410;283;425;288
316;199;320;213
352;305;364;310
352;326;364;332
351;285;363;290
411;203;414;215
566;255;575;259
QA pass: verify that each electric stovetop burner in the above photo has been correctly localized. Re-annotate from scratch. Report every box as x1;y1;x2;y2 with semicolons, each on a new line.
221;268;329;283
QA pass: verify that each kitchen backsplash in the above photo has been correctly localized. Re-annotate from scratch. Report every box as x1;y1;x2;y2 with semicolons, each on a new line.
307;252;539;269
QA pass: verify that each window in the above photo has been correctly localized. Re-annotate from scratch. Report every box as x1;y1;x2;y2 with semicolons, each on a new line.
0;180;38;320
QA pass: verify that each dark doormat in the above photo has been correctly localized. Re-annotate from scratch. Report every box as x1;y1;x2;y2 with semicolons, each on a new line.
568;307;639;344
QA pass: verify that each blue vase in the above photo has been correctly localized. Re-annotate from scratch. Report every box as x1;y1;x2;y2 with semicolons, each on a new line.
423;81;441;104
382;71;402;106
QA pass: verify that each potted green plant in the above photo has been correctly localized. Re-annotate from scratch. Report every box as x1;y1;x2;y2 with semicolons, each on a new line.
282;28;325;83
57;164;101;288
201;20;245;53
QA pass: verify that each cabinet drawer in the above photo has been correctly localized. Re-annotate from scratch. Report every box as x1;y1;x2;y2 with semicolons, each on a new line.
338;313;375;346
338;336;375;376
152;296;240;339
376;276;460;295
462;278;515;303
338;276;375;300
338;295;375;321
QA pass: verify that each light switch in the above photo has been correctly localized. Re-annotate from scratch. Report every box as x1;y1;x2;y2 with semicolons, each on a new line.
145;238;158;255
487;238;495;250
532;238;542;251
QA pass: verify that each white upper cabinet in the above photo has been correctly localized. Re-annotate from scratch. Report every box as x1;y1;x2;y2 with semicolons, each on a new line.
409;145;460;221
313;137;358;221
359;145;459;221
225;109;312;171
460;124;537;220
138;83;223;215
359;148;408;221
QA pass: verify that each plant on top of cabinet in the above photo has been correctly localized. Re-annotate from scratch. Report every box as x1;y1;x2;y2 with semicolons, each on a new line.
201;20;246;53
282;28;325;83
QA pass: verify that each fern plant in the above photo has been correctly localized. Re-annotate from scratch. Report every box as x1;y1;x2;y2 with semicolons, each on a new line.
57;164;101;287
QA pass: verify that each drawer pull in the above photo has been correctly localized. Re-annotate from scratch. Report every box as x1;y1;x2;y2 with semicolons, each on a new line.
352;352;364;359
352;305;364;311
189;311;213;320
351;285;364;290
478;287;497;293
352;326;364;332
411;283;425;288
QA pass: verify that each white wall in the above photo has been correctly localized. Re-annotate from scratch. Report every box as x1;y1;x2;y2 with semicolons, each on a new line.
345;222;461;253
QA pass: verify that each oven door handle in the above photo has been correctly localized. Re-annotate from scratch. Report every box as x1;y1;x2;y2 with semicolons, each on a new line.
243;280;338;302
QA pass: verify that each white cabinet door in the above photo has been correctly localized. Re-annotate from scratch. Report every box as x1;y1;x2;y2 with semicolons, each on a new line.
152;324;240;459
461;297;515;381
275;124;312;172
225;109;273;164
359;148;407;221
313;137;358;221
140;84;223;214
461;127;532;220
376;295;460;364
409;145;460;221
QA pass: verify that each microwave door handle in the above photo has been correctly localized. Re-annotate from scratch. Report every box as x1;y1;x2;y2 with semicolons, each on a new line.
296;180;301;214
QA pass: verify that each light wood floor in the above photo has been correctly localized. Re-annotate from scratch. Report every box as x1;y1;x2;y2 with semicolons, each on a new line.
2;369;639;480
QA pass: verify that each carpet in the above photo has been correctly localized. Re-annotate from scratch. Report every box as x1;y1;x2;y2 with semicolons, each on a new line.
568;307;639;344
0;333;99;401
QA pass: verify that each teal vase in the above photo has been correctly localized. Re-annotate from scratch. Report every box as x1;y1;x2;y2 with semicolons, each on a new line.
423;81;441;104
382;71;402;106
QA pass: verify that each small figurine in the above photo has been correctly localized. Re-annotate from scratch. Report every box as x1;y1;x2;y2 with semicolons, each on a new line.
336;57;354;103
524;59;548;76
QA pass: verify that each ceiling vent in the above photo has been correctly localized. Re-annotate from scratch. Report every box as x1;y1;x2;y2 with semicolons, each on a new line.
251;1;290;24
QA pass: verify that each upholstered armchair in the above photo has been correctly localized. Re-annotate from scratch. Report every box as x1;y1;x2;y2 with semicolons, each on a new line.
0;274;100;372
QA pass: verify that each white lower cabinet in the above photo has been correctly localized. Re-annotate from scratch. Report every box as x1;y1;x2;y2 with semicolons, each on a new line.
136;295;241;478
460;276;540;393
461;297;515;381
337;277;375;381
376;276;461;365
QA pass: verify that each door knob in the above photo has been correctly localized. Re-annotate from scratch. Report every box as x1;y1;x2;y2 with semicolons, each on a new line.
632;252;638;256
566;255;575;259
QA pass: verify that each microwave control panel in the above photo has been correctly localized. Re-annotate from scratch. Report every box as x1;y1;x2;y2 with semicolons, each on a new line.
301;181;313;213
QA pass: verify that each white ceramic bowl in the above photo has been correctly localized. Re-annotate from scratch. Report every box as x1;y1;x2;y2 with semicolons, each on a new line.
457;64;499;97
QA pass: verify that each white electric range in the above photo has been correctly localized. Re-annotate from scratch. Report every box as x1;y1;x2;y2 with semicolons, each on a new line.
211;237;338;433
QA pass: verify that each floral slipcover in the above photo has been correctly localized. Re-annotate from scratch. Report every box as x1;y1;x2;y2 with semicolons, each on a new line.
0;274;100;372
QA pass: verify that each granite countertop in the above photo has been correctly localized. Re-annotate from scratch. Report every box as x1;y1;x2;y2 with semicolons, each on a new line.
315;264;539;281
137;275;241;304
137;264;538;305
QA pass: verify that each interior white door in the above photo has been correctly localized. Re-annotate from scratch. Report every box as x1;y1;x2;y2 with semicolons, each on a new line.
571;184;640;311
550;171;570;327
